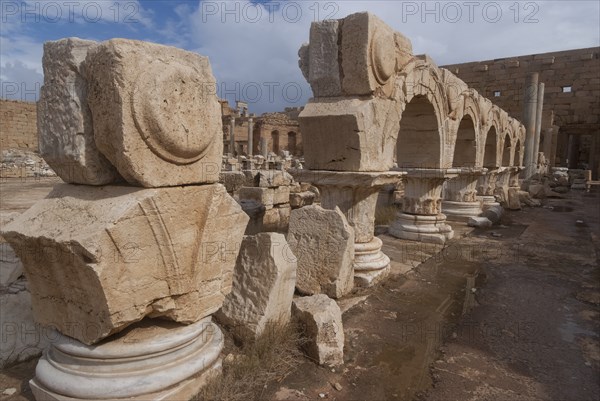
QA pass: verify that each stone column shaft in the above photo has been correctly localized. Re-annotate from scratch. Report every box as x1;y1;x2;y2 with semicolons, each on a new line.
247;117;254;156
523;73;539;179
532;82;545;171
229;116;236;156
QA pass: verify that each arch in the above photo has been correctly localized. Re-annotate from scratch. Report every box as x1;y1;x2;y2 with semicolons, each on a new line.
396;95;441;169
271;130;280;154
483;125;498;168
395;61;448;169
501;132;512;166
287;131;297;155
514;139;523;167
452;114;477;168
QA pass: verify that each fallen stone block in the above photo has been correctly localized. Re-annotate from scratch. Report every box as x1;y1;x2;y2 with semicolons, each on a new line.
2;183;248;344
239;187;275;207
519;190;541;207
528;183;545;198
258;170;294;188
292;294;344;367
467;216;492;228
85;39;223;187
290;191;316;209
482;205;503;224
0;290;49;368
288;205;354;299
38;38;120;185
217;233;297;340
219;171;246;194
507;187;521;210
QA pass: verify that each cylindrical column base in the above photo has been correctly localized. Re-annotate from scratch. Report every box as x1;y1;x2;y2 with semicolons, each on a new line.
30;318;223;401
353;236;391;288
389;212;454;245
442;200;483;222
477;195;500;211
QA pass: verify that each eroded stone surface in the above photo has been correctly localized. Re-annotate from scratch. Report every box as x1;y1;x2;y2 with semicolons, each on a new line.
217;233;297;339
1;183;248;344
0;243;23;287
0;290;48;368
287;205;354;299
85;39;222;187
38;38;120;185
292;294;344;367
300;97;400;171
30;318;223;400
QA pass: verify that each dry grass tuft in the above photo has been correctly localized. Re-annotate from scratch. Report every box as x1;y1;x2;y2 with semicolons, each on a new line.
195;322;305;401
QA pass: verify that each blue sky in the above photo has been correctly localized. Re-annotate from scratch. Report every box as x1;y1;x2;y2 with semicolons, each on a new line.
1;0;599;114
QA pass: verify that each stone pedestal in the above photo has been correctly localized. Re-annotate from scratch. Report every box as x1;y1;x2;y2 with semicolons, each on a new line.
507;166;522;210
477;168;500;210
442;168;486;222
389;169;459;245
494;167;512;206
290;170;404;287
30;318;223;401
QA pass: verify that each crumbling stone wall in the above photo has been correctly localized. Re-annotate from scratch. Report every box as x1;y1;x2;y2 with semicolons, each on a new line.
0;99;38;150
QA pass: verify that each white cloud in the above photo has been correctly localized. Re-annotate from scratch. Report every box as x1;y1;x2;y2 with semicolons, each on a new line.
1;0;598;111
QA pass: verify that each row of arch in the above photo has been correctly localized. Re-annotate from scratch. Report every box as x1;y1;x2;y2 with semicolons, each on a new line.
391;59;526;170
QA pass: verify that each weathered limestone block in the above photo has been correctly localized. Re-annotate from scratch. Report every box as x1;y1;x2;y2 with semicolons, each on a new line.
0;243;23;287
38;38;120;185
290;191;316;209
219;171;247;194
292;294;344;367
287;205;354;299
2;183;248;344
217;233;297;339
0;290;49;368
300;97;400;171
85;39;222;187
273;186;291;205
239;187;274;206
507;187;522;210
467;216;492;228
258;170;294;188
340;12;411;96
308;19;341;97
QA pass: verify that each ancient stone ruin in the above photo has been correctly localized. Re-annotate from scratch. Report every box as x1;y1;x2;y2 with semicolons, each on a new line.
3;38;248;399
3;10;590;401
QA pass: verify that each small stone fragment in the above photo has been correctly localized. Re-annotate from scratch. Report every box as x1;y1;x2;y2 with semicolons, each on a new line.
292;294;344;367
217;233;297;340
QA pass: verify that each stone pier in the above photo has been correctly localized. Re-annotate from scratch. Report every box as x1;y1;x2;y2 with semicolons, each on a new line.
2;38;249;400
477;168;501;210
442;168;486;221
390;169;459;244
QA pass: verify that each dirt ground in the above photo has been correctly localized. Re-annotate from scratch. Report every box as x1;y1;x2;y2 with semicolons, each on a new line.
0;178;598;401
265;190;599;401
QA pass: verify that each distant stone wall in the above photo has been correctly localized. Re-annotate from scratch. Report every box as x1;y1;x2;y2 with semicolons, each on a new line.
0;99;38;151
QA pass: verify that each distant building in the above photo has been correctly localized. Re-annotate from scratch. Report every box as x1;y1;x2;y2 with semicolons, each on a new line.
221;100;302;157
